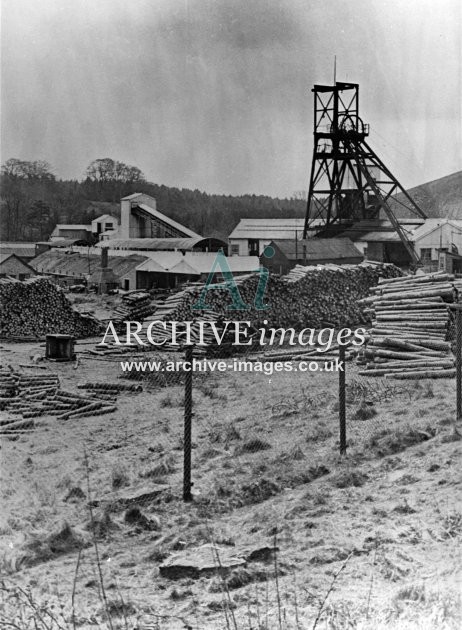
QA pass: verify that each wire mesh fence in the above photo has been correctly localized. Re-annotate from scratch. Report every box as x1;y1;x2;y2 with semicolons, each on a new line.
1;324;458;500
0;292;460;628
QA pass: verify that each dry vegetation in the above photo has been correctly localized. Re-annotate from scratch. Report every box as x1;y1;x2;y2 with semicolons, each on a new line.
0;340;461;629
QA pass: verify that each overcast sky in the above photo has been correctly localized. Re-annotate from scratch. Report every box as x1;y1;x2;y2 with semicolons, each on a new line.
1;0;461;197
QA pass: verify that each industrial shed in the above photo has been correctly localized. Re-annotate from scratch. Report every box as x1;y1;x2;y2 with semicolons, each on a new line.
0;242;37;262
50;224;93;243
31;250;147;288
30;248;259;290
0;253;37;280
136;252;259;290
343;218;462;270
96;236;227;253
228;218;309;256
260;238;364;275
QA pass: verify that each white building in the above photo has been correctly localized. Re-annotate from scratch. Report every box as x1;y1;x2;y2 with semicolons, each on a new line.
91;214;118;239
228;218;308;256
410;219;462;265
50;224;92;242
345;218;462;269
51;214;119;243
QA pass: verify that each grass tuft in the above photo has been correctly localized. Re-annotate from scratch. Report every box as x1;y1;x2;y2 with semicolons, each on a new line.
353;401;378;421
366;424;437;457
236;438;272;454
331;469;368;488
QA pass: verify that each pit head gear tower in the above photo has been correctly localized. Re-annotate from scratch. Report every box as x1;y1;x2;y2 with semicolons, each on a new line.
303;82;426;267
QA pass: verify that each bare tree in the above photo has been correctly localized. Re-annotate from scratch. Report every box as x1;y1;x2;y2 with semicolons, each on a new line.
85;158;145;183
1;159;55;240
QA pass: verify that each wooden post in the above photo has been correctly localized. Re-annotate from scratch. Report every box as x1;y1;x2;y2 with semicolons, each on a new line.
456;308;462;423
183;345;193;501
449;304;462;429
339;344;347;455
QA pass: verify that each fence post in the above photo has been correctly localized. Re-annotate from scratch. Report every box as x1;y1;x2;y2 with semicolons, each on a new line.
183;344;193;501
339;344;347;455
456;308;462;423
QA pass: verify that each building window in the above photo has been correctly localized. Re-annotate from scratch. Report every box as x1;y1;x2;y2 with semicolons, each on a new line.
105;222;113;230
230;244;240;256
420;248;432;263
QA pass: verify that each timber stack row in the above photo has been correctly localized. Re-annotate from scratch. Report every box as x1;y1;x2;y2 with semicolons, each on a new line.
150;262;402;331
358;271;458;379
0;369;126;434
112;290;157;325
0;277;101;339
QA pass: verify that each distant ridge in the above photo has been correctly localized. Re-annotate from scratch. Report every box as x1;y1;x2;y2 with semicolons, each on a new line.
391;170;462;219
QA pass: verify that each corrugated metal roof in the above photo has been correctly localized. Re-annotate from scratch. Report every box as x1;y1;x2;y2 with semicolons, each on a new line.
136;252;260;275
229;218;308;240
111;255;149;277
0;253;36;270
270;238;363;260
0;242;36;250
96;237;206;251
0;243;36;258
137;204;200;238
135;259;168;273
121;192;145;200
141;251;210;273
352;220;462;243
355;231;401;242
91;214;117;222
31;250;147;278
167;260;201;275
410;218;462;241
47;238;89;247
54;224;91;230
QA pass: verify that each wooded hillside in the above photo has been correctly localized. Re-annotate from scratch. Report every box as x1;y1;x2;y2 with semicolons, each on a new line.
0;158;305;242
2;157;458;243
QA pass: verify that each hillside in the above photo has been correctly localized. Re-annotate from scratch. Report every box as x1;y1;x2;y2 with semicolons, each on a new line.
391;171;462;219
0;164;306;242
1;158;460;243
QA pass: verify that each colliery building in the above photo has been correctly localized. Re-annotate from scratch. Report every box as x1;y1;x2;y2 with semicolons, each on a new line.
261;238;364;275
32;193;259;290
0;253;37;280
229;215;462;273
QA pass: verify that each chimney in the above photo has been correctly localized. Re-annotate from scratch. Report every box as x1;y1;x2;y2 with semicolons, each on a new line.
101;247;108;268
89;247;118;294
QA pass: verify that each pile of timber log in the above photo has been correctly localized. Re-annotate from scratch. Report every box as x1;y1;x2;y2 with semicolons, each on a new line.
0;277;101;339
149;284;203;321
0;369;122;434
146;262;402;332
141;307;243;355
112;291;157;324
281;262;402;328
358;271;458;379
141;286;225;352
77;381;142;394
245;343;354;363
96;263;400;355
